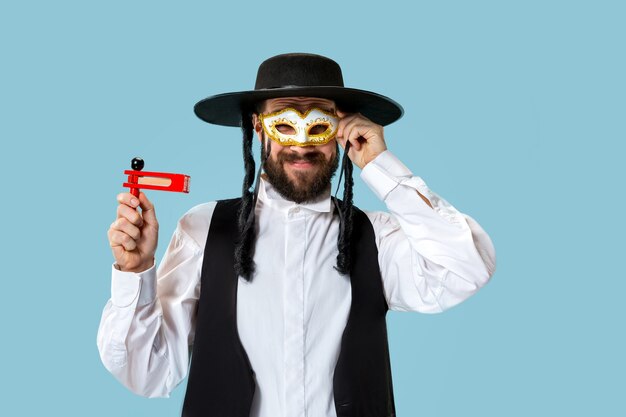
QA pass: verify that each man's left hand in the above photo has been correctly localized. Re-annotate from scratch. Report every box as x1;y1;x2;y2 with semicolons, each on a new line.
336;110;387;169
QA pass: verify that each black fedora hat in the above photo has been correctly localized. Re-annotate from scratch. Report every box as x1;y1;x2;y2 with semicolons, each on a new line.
194;53;404;127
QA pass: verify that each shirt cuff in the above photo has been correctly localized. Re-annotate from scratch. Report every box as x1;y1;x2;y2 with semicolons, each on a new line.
361;150;421;201
111;262;157;308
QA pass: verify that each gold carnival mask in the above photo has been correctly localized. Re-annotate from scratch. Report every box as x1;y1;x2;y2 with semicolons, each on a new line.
259;107;339;147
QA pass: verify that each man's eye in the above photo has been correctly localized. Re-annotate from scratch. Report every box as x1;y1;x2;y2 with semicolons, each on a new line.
308;123;330;135
276;124;296;134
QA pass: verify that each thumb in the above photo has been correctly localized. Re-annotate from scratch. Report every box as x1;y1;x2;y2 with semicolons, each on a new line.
336;135;348;149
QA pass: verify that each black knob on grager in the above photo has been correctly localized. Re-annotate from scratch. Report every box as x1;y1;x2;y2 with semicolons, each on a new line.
131;157;144;171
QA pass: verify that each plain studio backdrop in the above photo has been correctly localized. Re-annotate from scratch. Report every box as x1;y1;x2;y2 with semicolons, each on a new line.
1;1;623;416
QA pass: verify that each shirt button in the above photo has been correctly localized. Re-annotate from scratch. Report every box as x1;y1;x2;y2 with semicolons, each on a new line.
292;207;300;214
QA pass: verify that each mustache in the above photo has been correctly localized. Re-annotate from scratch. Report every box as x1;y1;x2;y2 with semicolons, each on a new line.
277;151;326;164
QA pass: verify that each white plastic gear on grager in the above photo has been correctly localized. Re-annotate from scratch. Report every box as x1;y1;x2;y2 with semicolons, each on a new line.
260;107;339;146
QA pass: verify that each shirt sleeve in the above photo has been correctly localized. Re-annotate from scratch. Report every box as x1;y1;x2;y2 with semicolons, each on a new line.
96;202;216;397
361;151;496;313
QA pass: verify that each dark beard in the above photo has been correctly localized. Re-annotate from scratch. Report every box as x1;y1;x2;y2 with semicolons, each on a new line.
262;143;339;204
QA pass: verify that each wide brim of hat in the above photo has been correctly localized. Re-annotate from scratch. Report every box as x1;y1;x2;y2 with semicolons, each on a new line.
194;86;404;127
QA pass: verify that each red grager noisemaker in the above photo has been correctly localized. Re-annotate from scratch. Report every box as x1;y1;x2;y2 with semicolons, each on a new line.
123;157;190;197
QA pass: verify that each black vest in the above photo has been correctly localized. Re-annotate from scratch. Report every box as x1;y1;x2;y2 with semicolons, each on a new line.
182;199;396;417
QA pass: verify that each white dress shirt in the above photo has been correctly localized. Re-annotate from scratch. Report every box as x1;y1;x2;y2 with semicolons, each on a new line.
97;151;496;417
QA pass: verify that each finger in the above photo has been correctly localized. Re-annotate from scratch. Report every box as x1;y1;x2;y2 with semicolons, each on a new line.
337;113;368;138
343;123;366;151
337;114;361;138
339;123;354;150
117;203;144;227
111;217;141;241
138;192;158;227
108;229;138;251
117;192;140;209
110;245;126;264
337;137;356;157
342;139;354;158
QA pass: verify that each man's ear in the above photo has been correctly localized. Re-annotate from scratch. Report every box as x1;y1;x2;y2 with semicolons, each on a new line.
252;113;263;141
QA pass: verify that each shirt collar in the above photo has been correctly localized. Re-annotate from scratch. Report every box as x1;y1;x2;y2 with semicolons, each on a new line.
257;176;333;213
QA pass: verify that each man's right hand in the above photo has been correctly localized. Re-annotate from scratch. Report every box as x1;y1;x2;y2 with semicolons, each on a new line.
107;192;159;273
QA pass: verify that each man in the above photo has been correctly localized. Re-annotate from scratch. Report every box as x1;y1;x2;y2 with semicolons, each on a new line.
98;53;496;417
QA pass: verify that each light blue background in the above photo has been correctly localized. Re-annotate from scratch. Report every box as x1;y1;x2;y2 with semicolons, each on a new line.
1;1;624;415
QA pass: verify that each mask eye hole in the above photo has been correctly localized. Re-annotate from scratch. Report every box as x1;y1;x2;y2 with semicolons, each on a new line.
308;123;330;136
275;123;296;135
